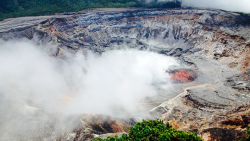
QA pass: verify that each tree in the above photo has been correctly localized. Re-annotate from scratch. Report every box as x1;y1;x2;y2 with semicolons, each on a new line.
93;120;203;141
0;0;17;13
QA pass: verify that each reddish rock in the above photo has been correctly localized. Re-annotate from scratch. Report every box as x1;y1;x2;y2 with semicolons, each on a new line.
169;69;196;83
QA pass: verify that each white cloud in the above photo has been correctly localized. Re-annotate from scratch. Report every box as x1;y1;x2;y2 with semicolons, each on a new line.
139;0;250;13
182;0;250;13
0;40;178;140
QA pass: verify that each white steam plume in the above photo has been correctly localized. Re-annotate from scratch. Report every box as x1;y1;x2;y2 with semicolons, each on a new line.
140;0;250;13
0;40;178;140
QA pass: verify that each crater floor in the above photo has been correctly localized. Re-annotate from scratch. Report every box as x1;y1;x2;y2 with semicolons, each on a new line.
1;8;250;141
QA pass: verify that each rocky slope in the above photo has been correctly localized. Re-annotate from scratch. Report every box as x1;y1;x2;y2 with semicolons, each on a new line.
1;8;250;141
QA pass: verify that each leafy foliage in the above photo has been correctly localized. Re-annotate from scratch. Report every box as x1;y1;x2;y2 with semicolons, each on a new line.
0;0;183;21
0;0;138;21
140;0;181;8
93;120;203;141
247;126;250;139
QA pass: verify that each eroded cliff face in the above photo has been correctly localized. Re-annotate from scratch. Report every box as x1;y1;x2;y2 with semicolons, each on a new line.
1;8;250;141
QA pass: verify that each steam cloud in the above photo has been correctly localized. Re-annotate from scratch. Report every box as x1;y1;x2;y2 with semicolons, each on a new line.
141;0;250;13
0;40;178;140
182;0;250;13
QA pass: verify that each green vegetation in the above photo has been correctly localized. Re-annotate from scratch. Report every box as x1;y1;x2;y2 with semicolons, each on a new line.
93;120;203;141
234;12;250;17
0;0;182;21
0;0;139;21
247;126;250;139
142;0;181;8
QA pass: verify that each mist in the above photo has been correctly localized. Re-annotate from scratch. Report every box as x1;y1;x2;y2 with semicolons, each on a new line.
140;0;250;13
0;40;178;140
182;0;250;13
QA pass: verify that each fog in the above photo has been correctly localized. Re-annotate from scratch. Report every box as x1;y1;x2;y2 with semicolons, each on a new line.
0;40;178;140
141;0;250;13
182;0;250;13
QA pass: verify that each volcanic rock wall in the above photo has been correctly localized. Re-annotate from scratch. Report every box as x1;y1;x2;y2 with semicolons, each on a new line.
1;8;250;141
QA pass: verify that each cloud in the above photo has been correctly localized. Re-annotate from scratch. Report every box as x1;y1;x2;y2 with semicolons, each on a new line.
182;0;250;13
0;40;178;140
138;0;250;13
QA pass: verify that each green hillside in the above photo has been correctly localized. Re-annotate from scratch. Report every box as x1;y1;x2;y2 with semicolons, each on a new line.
0;0;138;21
0;0;182;21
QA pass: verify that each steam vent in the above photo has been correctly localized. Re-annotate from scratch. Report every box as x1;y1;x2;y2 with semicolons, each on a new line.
1;7;250;141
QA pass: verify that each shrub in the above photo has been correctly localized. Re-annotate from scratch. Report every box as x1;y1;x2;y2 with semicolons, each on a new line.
93;120;203;141
247;126;250;139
